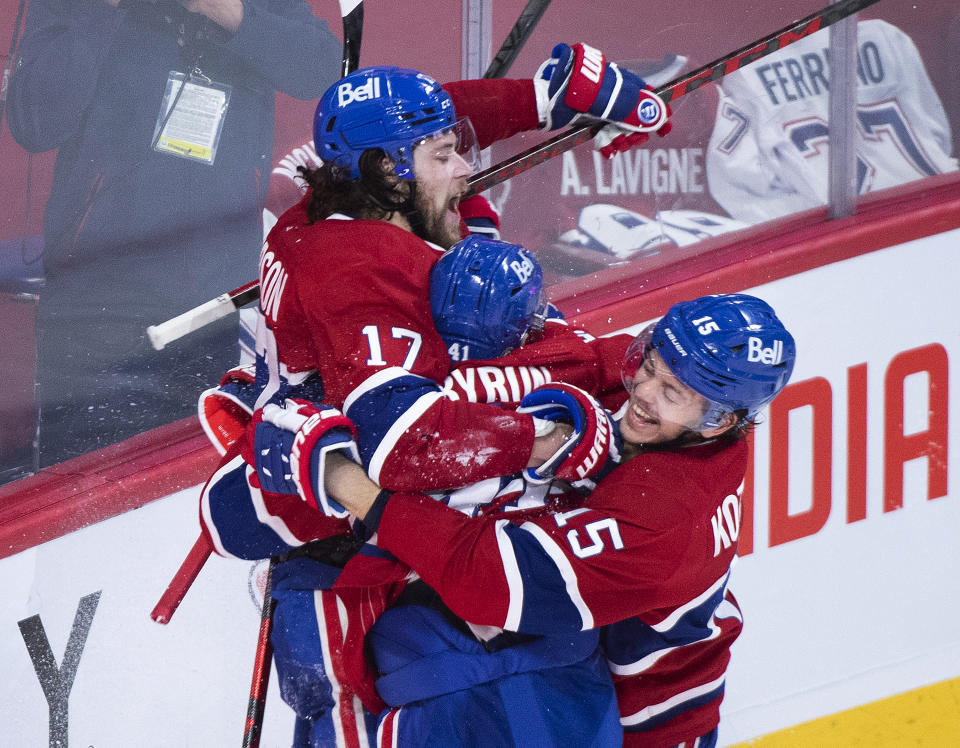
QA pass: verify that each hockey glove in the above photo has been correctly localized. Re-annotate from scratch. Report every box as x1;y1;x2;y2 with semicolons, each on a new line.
253;399;360;518
593;119;671;159
458;193;501;240
535;43;672;156
198;363;261;455
518;382;621;483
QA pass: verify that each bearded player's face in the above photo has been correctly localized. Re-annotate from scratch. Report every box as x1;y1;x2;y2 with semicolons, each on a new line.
412;130;472;248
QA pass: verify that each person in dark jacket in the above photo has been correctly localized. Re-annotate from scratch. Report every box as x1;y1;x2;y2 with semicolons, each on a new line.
7;0;341;466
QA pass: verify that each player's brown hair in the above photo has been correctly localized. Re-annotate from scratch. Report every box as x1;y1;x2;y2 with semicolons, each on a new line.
298;149;409;224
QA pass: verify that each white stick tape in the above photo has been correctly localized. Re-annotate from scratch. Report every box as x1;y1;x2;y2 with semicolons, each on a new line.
146;294;236;350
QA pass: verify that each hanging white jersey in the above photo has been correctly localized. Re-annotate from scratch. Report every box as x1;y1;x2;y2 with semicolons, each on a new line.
706;19;958;224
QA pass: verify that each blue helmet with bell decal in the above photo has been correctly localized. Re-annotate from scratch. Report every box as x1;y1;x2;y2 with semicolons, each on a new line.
314;65;478;180
624;293;796;429
430;236;547;362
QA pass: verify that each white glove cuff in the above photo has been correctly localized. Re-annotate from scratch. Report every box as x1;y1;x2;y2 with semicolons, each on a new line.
532;417;557;437
533;59;553;128
534;80;550;128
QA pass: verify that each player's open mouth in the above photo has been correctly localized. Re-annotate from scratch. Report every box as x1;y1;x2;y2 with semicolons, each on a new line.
629;402;657;426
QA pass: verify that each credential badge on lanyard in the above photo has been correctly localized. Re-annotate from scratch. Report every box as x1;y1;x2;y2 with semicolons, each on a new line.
152;65;232;165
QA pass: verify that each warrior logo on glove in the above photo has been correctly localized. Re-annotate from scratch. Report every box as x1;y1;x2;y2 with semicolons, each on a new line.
518;382;622;484
576;407;612;479
636;95;664;127
542;43;670;133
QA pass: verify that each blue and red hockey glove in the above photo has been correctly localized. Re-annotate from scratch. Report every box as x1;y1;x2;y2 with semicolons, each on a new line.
518;382;621;483
198;363;328;455
253;399;360;518
458;193;501;240
535;42;672;158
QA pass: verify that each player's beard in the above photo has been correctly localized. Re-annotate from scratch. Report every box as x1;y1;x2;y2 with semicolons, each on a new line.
413;184;462;249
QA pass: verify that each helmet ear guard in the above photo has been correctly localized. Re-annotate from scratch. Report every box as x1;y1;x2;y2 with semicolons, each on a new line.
430;237;546;362
623;294;796;433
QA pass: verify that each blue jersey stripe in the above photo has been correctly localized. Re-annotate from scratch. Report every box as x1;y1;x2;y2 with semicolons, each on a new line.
603;574;731;672
499;523;589;635
202;459;296;560
343;367;446;480
622;679;725;732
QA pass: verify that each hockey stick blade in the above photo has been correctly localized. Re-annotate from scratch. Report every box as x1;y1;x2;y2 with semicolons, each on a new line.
484;0;552;79
467;0;883;195
340;0;364;77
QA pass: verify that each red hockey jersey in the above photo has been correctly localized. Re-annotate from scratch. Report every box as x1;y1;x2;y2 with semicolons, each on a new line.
373;436;749;745
254;78;558;491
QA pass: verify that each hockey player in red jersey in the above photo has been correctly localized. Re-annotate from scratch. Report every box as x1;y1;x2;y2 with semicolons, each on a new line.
252;46;672;494
202;45;674;744
254;292;797;746
203;236;631;746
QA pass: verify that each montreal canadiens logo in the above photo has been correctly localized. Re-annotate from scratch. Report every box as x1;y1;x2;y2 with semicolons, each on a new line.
637;96;662;126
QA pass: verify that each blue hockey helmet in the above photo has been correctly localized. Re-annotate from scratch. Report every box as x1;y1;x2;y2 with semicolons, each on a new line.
430;236;547;362
623;293;796;430
314;66;479;180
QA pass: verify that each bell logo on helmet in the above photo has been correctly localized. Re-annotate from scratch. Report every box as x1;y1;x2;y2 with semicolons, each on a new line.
510;255;536;284
337;77;382;107
747;336;784;365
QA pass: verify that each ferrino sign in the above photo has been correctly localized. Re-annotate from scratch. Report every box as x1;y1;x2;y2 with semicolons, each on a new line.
737;341;948;556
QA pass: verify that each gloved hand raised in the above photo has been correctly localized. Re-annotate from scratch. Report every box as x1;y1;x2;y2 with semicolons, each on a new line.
535;43;672;158
253;399;360;518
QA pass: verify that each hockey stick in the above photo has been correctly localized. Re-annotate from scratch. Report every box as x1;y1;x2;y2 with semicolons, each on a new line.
483;0;552;79
241;559;278;748
466;0;883;194
339;0;363;78
149;0;366;629
147;0;877;349
148;279;258;350
150;534;212;623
